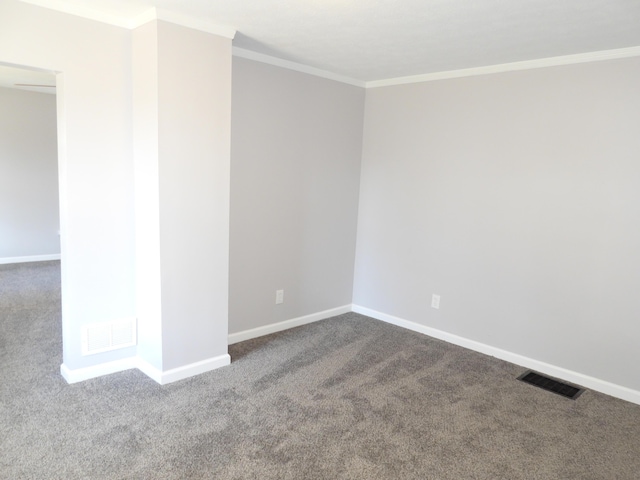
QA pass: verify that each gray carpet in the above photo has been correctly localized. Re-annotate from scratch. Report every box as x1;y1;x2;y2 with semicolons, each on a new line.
2;261;640;479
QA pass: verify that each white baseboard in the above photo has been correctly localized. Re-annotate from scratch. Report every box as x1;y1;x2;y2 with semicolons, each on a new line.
60;357;137;384
62;354;231;385
136;354;231;385
228;304;352;345
352;304;640;406
0;254;61;265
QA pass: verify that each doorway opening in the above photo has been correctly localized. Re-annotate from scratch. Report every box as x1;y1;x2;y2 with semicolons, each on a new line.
0;61;63;369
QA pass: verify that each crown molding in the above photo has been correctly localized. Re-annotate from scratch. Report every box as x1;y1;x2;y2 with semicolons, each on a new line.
20;0;236;38
20;0;133;27
366;46;640;88
234;45;640;89
19;1;640;88
132;8;236;39
232;48;366;88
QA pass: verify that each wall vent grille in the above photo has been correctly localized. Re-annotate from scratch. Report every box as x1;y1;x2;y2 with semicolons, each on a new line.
81;318;137;356
518;370;585;400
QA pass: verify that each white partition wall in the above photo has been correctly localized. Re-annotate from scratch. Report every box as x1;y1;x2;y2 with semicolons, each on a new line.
133;20;233;383
1;0;233;383
0;0;138;376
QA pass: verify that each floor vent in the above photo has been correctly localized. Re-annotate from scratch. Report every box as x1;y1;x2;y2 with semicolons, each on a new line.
517;370;585;400
81;318;137;356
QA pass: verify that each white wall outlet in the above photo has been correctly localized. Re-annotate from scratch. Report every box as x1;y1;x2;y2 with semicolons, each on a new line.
431;294;440;309
275;289;284;304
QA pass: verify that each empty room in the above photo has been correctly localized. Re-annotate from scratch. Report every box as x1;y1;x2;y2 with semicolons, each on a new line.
1;0;640;478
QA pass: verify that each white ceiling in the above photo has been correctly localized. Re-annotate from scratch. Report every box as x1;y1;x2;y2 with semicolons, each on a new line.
16;0;640;84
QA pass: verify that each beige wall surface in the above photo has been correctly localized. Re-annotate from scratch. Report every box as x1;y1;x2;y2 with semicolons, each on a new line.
230;57;365;334
0;86;59;259
354;57;640;392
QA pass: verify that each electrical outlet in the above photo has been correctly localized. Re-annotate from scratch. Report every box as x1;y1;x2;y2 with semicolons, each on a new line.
431;294;440;309
275;289;284;304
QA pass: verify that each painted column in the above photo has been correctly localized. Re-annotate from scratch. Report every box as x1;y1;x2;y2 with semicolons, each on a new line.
133;19;233;383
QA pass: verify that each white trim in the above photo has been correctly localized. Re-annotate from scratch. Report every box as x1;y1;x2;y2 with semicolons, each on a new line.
130;7;157;28
228;304;352;345
62;354;231;385
136;354;231;385
352;304;640;406
232;48;366;88
0;254;61;265
131;7;236;39
20;0;134;28
135;358;163;384
60;357;136;384
17;1;640;86
20;1;236;38
366;46;640;88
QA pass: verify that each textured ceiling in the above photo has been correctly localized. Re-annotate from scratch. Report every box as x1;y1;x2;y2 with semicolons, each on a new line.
17;0;640;83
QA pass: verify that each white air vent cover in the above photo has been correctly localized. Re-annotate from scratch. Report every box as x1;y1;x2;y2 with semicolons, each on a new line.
81;318;137;355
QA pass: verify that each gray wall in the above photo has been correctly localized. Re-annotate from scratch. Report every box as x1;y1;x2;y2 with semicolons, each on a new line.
0;86;59;260
230;57;365;334
354;57;640;392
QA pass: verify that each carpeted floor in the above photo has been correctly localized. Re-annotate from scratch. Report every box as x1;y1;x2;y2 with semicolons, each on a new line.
2;261;640;479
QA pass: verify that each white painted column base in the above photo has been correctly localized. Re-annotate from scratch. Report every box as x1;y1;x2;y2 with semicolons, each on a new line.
136;354;231;385
61;354;231;385
0;254;61;265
